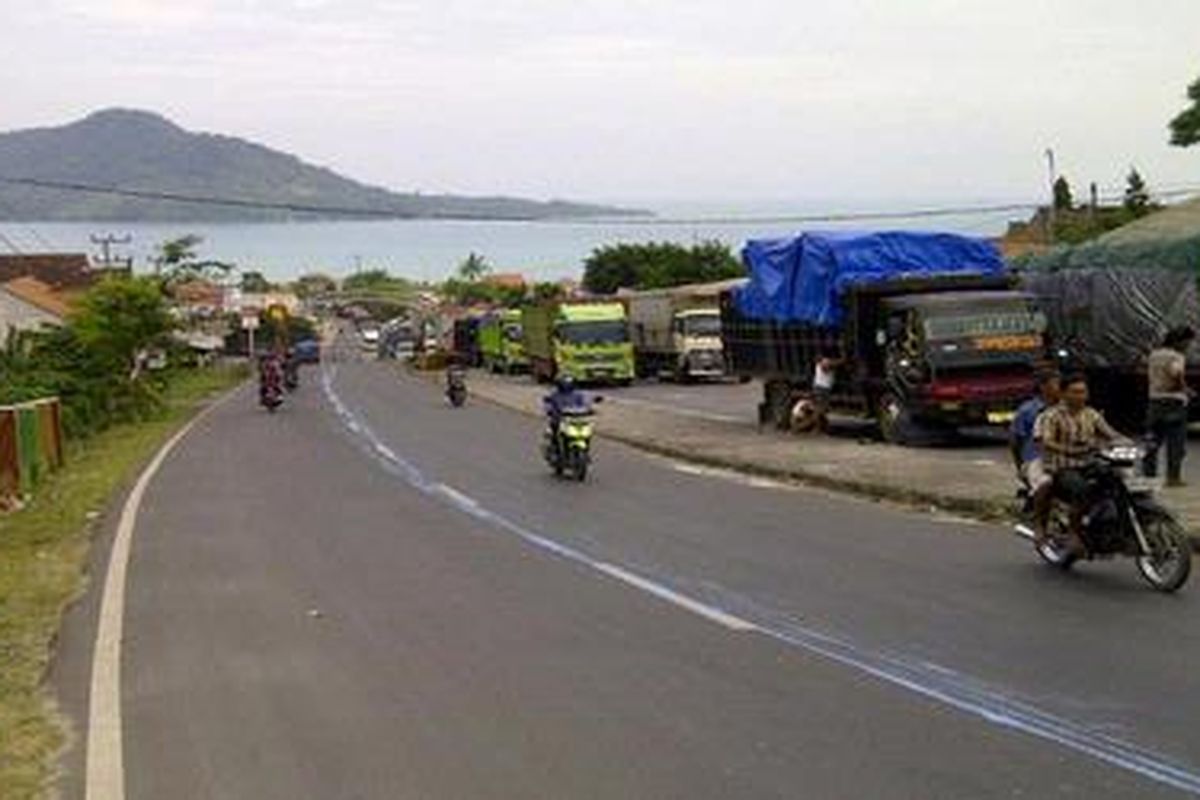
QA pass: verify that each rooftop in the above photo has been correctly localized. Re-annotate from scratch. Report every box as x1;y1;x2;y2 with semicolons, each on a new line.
2;276;73;319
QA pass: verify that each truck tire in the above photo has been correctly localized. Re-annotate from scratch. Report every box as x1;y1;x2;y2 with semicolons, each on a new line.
876;392;912;445
764;380;795;431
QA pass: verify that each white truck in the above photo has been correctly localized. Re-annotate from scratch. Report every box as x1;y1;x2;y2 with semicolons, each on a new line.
624;280;742;382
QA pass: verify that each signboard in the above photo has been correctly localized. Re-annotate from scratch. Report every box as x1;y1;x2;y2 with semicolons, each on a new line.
241;315;260;331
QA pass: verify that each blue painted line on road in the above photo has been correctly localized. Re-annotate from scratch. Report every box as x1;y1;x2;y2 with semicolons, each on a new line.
321;365;1200;796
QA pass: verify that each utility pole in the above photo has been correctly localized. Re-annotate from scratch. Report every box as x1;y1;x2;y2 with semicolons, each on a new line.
91;233;133;270
1044;148;1057;244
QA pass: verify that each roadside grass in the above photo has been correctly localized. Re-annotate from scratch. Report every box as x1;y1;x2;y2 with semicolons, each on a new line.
0;365;246;800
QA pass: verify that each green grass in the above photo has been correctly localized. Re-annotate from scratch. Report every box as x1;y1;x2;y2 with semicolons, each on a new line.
0;365;246;800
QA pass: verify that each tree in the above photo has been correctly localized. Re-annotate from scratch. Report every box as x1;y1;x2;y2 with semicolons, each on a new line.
71;276;174;381
1169;75;1200;147
1124;168;1151;216
532;282;566;303
294;272;338;299
240;270;273;293
154;234;233;286
343;269;413;296
1052;176;1074;210
582;241;743;294
457;252;491;282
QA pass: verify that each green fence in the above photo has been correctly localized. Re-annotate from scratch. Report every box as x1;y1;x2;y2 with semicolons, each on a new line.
0;397;63;504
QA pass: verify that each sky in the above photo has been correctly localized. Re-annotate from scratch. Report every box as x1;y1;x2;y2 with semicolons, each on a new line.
3;0;1200;212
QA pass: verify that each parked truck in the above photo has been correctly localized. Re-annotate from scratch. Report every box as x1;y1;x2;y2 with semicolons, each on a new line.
1020;267;1200;431
452;315;484;367
522;300;635;385
624;281;739;381
479;309;529;374
722;232;1045;443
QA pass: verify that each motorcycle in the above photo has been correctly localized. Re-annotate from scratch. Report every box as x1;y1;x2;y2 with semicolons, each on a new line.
446;367;467;408
543;400;601;481
260;379;284;413
1014;445;1191;593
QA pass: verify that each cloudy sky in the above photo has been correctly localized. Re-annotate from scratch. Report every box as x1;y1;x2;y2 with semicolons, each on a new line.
4;0;1199;210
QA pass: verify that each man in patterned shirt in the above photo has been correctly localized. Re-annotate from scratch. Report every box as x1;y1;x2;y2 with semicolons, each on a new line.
1034;373;1126;554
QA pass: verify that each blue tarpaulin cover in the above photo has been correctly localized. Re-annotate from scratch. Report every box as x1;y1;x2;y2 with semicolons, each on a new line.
734;231;1006;326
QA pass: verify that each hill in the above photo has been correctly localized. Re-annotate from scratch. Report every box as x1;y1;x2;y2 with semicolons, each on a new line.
0;109;649;222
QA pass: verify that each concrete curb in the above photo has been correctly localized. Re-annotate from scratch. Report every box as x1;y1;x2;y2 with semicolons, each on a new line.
411;366;1200;551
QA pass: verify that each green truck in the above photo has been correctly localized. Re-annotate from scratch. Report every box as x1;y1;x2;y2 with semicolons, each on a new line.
521;300;635;385
479;309;529;374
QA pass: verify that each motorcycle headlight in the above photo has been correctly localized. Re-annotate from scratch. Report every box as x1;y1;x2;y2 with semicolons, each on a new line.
1104;445;1142;464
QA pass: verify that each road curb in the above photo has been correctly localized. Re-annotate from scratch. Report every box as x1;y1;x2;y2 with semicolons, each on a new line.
413;367;1200;551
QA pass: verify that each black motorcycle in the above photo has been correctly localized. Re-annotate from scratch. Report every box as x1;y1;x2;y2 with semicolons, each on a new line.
1015;445;1191;593
446;367;467;408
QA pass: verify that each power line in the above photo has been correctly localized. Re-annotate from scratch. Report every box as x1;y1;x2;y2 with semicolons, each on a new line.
1;173;1198;228
0;175;451;220
0;231;23;254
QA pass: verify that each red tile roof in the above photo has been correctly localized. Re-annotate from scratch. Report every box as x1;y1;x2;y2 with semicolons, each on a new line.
0;253;93;291
2;276;73;319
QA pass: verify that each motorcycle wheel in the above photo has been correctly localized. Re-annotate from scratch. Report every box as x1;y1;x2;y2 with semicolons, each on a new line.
1037;508;1078;571
570;449;589;482
1135;509;1192;593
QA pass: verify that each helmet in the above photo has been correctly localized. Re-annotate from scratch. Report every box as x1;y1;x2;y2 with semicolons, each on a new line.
555;375;576;392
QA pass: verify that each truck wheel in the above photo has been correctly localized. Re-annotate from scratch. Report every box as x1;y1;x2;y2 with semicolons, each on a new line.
765;381;794;431
876;393;912;445
789;397;821;434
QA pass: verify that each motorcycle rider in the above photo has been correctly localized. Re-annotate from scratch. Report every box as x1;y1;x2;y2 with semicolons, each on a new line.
1035;373;1126;555
1010;370;1061;546
543;375;588;453
259;350;285;404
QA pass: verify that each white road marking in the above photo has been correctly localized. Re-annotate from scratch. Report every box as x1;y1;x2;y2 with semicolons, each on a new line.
435;483;481;510
322;367;1200;796
595;562;759;632
86;390;236;800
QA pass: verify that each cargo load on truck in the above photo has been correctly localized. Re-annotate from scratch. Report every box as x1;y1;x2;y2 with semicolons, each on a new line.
724;231;1042;443
1019;267;1200;429
624;280;742;381
522;300;634;385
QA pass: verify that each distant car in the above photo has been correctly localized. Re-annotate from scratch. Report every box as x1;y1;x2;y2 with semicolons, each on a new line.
294;339;321;364
360;328;381;349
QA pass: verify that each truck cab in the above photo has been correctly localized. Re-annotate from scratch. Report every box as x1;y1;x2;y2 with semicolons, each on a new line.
873;291;1045;430
552;303;635;385
672;308;725;379
481;309;529;374
525;301;635;385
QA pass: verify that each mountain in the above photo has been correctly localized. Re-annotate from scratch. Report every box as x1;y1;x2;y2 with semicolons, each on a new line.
0;109;649;222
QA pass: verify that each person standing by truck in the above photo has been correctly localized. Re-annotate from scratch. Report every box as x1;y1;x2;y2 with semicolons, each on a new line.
1144;326;1195;487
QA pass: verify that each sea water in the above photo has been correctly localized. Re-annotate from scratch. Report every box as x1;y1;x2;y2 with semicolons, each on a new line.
0;205;1022;283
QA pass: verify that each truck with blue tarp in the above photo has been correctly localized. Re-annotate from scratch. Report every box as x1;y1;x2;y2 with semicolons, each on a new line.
721;231;1046;442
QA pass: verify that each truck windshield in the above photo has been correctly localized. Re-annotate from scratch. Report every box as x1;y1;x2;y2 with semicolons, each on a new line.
682;314;721;337
558;320;629;345
922;309;1045;341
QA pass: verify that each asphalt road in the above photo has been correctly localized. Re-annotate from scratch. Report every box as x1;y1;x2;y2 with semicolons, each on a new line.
62;347;1200;799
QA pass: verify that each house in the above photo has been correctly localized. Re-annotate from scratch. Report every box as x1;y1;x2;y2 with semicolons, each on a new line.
0;253;93;291
0;276;72;335
483;272;528;290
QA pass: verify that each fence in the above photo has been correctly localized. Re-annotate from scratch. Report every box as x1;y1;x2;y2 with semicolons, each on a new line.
0;397;64;505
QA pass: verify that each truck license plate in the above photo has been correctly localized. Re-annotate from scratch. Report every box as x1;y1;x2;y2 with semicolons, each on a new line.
986;410;1016;424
